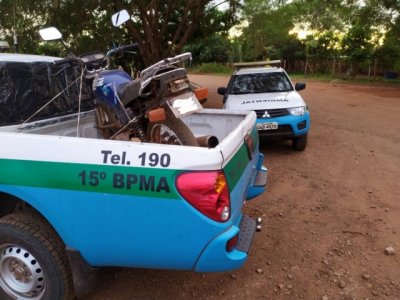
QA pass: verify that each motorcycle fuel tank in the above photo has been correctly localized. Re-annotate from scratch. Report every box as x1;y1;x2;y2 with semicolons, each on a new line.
94;69;132;108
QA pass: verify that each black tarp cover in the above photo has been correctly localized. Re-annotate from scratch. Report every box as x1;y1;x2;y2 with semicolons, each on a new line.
0;61;94;126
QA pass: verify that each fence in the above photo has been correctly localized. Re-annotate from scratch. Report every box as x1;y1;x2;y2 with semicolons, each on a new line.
282;58;398;80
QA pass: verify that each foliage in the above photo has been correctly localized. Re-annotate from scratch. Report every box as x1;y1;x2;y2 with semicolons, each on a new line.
0;0;240;67
1;0;400;74
183;34;231;64
239;1;305;63
0;0;50;53
189;62;233;74
341;24;373;65
305;30;340;60
292;0;354;31
374;27;400;71
113;0;241;65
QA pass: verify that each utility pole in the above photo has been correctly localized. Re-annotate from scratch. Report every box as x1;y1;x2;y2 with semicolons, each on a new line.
12;28;18;53
13;0;19;53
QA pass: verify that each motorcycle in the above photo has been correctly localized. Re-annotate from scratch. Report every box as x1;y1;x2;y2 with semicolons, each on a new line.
38;12;204;146
92;49;203;146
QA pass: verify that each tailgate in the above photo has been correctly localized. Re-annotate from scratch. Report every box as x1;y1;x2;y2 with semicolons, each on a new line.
218;111;267;222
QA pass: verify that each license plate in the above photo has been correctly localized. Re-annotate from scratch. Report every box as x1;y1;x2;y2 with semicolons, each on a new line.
257;122;278;130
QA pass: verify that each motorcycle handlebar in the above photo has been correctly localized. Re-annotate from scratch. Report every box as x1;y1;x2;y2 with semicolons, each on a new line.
53;57;75;66
115;43;139;52
107;43;139;57
53;43;139;70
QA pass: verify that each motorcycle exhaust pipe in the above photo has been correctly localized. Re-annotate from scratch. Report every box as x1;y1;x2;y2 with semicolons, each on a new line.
196;135;219;148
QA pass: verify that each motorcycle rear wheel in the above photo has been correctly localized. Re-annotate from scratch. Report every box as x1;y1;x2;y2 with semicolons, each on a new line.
147;117;198;146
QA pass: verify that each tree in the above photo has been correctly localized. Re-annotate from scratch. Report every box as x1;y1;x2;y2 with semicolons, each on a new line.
183;34;231;64
304;30;340;73
112;0;240;65
240;1;304;62
0;1;240;67
375;23;400;72
0;0;53;54
292;0;357;32
341;24;374;78
0;0;115;55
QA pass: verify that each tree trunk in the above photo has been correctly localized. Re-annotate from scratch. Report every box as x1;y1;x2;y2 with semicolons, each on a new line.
124;0;210;66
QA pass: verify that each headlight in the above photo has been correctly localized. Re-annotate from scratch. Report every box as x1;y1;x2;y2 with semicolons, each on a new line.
288;106;306;116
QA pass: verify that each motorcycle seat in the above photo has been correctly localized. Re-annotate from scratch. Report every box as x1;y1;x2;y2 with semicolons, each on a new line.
117;78;141;105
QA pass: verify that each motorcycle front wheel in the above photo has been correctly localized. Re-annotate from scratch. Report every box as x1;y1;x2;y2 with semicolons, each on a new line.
147;117;199;146
95;104;121;139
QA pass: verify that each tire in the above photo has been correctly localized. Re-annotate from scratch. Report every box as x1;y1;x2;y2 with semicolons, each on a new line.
292;133;308;151
0;214;74;300
147;117;199;146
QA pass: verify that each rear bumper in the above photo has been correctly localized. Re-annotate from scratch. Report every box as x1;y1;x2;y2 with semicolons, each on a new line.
193;147;266;272
193;215;257;272
257;112;310;139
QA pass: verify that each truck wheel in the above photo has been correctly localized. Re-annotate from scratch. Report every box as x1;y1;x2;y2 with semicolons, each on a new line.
292;133;308;151
0;214;73;300
147;117;199;146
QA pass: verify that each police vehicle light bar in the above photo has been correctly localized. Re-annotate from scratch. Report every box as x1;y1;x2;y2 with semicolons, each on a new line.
233;60;281;69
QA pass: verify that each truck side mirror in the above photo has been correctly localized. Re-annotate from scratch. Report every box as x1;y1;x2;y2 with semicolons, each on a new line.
217;87;227;95
295;82;306;91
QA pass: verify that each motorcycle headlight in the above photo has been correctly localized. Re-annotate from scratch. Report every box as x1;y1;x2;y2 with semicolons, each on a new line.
288;106;306;116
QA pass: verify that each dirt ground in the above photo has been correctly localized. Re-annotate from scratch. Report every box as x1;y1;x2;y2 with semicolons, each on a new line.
84;75;400;300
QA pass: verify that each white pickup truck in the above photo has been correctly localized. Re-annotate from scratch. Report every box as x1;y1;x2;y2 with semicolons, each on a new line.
218;61;310;150
0;54;267;300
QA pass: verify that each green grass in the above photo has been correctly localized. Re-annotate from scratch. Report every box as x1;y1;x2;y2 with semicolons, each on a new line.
189;63;233;75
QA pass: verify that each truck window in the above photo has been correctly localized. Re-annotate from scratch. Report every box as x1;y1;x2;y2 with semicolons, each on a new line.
229;72;293;95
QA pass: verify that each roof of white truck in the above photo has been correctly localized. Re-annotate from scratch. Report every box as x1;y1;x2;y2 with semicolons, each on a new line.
0;53;60;63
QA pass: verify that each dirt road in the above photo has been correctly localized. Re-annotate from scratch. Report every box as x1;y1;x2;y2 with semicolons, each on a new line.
85;75;400;300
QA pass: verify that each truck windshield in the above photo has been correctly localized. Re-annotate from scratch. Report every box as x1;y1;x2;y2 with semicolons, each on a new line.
229;72;293;94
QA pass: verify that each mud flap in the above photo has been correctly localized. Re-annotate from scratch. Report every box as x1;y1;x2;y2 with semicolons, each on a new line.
66;247;98;298
246;152;267;200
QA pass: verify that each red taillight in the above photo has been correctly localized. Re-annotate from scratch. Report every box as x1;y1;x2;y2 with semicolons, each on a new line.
226;234;238;252
176;171;231;222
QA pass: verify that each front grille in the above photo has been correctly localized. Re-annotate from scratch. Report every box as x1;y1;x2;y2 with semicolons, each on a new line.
255;108;289;118
272;125;293;134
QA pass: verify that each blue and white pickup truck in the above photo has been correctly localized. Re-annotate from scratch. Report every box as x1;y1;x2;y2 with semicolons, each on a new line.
218;61;310;150
0;54;267;300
